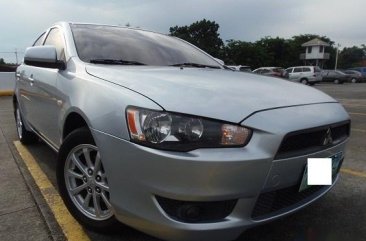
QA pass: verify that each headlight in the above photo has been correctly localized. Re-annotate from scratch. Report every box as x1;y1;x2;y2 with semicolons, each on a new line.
126;107;252;151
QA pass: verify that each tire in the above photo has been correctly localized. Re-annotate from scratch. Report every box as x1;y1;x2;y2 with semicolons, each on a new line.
334;79;340;84
57;127;117;231
300;78;308;85
14;103;38;144
351;78;357;83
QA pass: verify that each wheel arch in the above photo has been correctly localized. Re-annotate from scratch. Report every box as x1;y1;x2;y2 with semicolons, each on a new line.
62;109;91;140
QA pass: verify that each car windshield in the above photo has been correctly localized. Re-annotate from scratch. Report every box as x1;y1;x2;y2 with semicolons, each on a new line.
70;24;222;68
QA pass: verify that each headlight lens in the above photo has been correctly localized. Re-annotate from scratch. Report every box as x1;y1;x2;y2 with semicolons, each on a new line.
126;107;252;151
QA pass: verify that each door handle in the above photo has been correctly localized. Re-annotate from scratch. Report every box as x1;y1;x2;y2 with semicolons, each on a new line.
28;75;34;85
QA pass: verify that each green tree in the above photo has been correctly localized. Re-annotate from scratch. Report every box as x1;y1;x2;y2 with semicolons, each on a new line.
254;37;289;67
224;40;266;68
0;58;5;65
339;46;366;68
169;19;224;57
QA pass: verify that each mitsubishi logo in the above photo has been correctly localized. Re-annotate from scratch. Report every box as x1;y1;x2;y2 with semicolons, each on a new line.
322;128;333;146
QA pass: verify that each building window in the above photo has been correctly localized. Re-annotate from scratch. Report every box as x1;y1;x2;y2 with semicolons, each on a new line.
319;46;324;53
307;46;312;53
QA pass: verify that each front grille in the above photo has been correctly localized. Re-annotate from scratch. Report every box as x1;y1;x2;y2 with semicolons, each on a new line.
275;121;350;159
252;185;326;219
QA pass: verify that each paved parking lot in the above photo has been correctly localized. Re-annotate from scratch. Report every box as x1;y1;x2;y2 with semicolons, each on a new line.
0;83;365;241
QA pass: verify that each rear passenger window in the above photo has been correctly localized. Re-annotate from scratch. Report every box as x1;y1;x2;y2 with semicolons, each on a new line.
294;68;302;73
302;67;311;72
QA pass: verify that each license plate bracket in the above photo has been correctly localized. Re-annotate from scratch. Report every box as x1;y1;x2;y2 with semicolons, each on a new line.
298;152;343;192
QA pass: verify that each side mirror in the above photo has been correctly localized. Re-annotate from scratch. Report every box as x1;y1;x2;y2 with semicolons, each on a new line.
24;46;66;70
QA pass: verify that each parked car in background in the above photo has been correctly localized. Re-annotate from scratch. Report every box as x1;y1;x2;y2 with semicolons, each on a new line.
348;67;366;79
321;70;351;84
227;65;252;72
285;66;322;85
253;67;288;78
14;22;351;241
341;70;363;83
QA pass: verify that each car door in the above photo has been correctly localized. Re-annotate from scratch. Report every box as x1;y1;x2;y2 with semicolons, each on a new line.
321;71;330;82
286;68;294;80
291;67;303;81
16;32;46;125
30;27;67;148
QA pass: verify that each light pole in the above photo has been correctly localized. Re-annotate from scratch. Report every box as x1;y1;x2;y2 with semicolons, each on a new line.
334;44;341;70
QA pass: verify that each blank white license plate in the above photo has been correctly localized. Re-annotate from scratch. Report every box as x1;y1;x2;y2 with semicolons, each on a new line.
298;152;343;192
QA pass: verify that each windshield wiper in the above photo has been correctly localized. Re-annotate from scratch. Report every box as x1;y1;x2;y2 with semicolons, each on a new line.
169;62;221;69
90;59;146;65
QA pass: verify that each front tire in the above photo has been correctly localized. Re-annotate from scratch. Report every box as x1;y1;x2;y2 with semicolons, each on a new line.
57;127;117;230
334;79;340;84
15;103;38;144
351;78;357;83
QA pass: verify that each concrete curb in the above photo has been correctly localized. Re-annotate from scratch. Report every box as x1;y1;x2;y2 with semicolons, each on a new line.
0;90;14;96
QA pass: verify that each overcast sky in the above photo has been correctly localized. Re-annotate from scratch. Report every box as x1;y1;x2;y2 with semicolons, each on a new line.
0;0;365;63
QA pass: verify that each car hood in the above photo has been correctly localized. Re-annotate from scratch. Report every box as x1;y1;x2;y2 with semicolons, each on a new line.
85;65;337;123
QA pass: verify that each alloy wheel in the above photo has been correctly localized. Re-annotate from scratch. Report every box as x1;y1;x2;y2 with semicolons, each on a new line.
16;108;23;140
64;144;113;221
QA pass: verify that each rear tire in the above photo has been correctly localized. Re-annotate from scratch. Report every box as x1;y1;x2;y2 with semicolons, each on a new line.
300;78;308;85
334;79;340;84
351;78;357;83
14;103;38;144
57;127;117;231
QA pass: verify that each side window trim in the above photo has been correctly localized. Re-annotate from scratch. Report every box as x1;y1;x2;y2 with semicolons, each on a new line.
32;32;47;46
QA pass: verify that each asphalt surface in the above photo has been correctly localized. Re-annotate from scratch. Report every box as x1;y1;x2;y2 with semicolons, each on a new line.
0;83;365;241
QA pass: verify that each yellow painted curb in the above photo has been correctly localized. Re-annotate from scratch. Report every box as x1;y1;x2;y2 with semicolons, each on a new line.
0;90;14;96
14;141;91;241
341;168;366;178
352;128;366;133
349;112;366;116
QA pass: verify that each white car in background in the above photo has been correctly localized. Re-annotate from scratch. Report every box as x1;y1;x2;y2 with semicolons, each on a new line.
227;65;252;72
286;66;322;85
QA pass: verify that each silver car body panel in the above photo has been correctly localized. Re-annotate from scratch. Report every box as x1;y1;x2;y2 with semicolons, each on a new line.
85;65;335;123
14;22;350;241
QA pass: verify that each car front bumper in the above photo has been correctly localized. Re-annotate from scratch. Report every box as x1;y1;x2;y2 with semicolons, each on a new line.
91;103;349;241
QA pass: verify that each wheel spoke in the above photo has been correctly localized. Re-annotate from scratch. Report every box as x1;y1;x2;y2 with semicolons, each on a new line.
67;169;83;179
83;193;92;208
70;183;88;195
71;153;87;175
83;148;93;168
93;192;102;218
96;183;109;192
101;192;112;209
93;153;101;177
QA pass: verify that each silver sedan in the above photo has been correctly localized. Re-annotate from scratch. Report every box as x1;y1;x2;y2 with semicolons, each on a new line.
14;22;350;241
